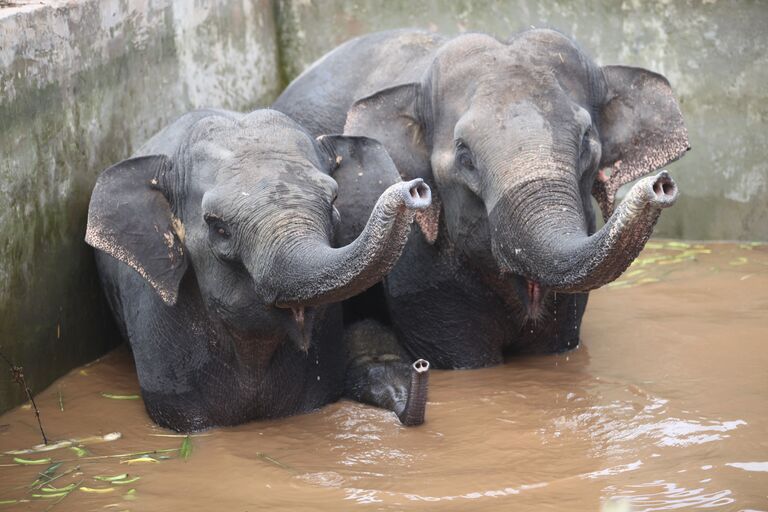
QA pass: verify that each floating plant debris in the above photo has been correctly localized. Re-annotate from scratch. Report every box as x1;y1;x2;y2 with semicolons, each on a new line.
120;456;159;464
13;456;52;465
79;486;115;494
101;393;140;400
179;436;193;460
5;432;121;455
94;473;130;482
70;446;87;457
112;476;141;485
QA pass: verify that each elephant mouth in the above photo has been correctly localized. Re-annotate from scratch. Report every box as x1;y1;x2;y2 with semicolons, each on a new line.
289;305;316;353
477;267;551;324
525;279;546;320
515;275;548;322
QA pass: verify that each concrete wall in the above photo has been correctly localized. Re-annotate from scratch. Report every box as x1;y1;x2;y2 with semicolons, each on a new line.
0;0;280;411
274;0;768;242
1;0;765;412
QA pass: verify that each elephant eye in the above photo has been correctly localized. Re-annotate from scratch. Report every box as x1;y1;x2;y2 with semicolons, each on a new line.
204;213;231;238
580;130;592;159
456;141;476;171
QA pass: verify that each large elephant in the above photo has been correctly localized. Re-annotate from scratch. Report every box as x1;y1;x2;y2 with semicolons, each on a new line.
85;108;432;431
274;29;689;368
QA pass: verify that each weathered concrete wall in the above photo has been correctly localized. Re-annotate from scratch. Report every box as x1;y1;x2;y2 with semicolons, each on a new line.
0;0;280;411
275;0;768;241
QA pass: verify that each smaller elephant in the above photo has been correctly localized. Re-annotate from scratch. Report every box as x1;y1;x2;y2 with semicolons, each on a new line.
85;108;432;432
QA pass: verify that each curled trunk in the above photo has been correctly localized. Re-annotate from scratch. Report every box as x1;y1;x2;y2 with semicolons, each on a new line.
274;179;431;307
491;171;678;292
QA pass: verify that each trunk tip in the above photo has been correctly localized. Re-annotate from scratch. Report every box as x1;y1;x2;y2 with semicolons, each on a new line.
412;358;430;373
401;179;432;210
649;170;678;206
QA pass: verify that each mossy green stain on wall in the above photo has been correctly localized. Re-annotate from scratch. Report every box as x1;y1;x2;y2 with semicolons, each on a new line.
0;0;281;412
0;19;180;410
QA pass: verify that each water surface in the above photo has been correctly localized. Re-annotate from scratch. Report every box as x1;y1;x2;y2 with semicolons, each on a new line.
1;241;766;511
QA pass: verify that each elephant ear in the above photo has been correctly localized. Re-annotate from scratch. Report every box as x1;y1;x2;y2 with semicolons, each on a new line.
317;135;404;246
344;83;440;243
85;155;187;306
594;65;690;219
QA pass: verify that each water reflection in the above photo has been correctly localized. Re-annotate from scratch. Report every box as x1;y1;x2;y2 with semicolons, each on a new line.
725;462;768;472
607;480;735;511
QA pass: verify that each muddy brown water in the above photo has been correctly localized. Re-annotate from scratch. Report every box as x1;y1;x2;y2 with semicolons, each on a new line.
0;241;766;511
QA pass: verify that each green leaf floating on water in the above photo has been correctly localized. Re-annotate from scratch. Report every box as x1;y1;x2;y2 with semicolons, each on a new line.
0;500;18;505
101;393;140;400
41;483;77;493
112;476;141;485
94;473;129;482
121;456;158;464
32;492;69;499
13;456;52;465
94;473;140;484
180;435;193;460
29;462;62;489
70;446;87;457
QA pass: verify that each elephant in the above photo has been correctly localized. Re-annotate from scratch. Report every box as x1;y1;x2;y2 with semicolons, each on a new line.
85;108;432;431
273;29;689;368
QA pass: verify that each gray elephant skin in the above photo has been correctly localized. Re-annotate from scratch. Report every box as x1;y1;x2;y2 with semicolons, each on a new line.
85;108;432;432
274;29;689;368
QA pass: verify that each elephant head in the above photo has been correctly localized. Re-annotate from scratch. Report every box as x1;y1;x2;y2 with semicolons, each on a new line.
344;29;688;315
85;110;431;356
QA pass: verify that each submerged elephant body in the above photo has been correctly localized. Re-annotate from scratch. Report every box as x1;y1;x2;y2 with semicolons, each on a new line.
87;109;431;431
275;29;688;367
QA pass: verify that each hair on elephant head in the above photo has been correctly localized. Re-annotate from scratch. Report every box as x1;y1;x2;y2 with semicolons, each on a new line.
85;109;431;430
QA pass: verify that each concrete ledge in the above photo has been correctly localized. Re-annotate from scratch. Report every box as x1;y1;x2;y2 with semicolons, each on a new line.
0;0;280;411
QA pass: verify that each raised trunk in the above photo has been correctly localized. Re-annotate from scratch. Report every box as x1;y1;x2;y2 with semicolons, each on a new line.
491;171;677;292
274;179;431;307
397;359;430;426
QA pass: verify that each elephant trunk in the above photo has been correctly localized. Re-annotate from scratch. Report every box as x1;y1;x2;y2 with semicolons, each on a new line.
491;171;677;293
274;179;431;307
398;359;430;426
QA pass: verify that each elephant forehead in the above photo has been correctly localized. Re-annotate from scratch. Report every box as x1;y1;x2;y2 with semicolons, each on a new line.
457;99;585;155
458;101;552;134
212;161;336;201
433;31;596;108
